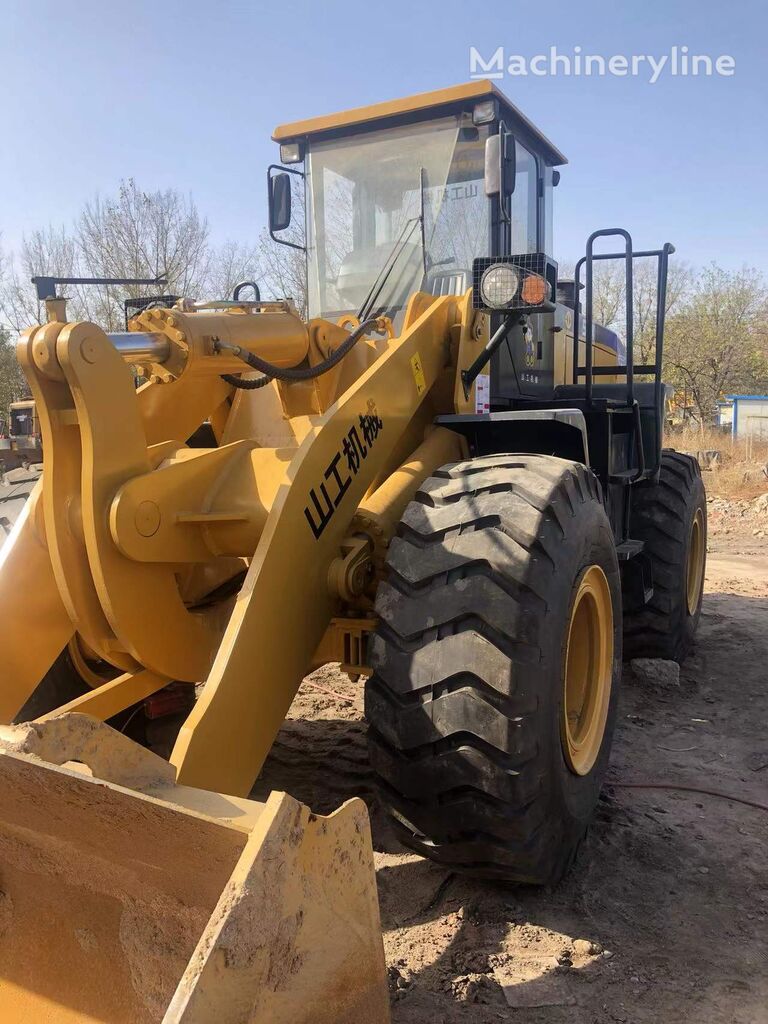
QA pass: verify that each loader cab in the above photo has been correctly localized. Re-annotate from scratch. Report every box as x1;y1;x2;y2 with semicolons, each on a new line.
270;82;566;328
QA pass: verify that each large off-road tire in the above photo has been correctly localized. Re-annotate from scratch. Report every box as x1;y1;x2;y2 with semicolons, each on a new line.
365;454;622;884
623;451;706;663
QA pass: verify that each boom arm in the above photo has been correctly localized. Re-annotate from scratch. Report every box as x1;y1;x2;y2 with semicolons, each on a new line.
1;290;480;796
172;295;462;794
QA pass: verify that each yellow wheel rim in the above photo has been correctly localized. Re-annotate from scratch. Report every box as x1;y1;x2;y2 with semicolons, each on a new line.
561;565;614;777
686;508;705;615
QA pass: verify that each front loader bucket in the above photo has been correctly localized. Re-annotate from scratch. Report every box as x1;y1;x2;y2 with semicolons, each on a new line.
0;715;389;1024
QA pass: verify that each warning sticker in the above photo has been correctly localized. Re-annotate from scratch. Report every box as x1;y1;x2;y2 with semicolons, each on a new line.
474;373;490;414
410;352;426;395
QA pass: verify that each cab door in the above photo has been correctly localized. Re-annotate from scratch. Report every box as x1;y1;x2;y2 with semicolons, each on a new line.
491;132;556;400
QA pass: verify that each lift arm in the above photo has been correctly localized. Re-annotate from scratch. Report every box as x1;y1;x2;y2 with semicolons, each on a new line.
3;291;479;798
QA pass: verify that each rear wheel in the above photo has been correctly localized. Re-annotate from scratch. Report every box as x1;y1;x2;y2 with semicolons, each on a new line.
365;454;622;884
623;451;706;662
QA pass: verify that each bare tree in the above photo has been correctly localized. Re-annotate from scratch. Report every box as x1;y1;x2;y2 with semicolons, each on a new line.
77;179;210;329
664;264;768;423
0;226;82;332
558;259;627;330
205;240;263;301
0;180;212;333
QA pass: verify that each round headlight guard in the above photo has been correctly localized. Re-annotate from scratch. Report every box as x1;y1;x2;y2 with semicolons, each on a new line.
480;264;520;309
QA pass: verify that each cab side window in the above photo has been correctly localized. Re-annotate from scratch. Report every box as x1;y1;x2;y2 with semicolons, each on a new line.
510;142;538;254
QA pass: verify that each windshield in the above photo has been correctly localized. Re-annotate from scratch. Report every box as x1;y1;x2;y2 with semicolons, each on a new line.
306;114;490;324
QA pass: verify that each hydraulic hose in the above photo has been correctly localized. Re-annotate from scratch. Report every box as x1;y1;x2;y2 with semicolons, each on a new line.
220;372;274;390
216;317;380;389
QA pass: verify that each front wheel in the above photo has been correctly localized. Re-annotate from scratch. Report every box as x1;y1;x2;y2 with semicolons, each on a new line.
365;454;622;884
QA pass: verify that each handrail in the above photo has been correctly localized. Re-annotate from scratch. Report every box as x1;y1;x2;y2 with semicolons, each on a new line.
572;237;676;411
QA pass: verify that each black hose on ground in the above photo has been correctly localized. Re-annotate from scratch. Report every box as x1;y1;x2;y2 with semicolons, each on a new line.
610;780;768;813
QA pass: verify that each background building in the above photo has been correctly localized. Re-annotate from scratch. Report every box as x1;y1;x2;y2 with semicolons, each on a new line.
719;395;768;438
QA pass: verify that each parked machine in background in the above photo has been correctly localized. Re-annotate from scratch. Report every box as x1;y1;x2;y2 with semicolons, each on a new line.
7;399;41;457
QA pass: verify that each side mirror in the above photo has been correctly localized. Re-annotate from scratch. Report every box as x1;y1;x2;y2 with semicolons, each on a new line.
484;131;516;198
268;172;292;233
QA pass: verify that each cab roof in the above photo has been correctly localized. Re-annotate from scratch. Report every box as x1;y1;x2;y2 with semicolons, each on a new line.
272;81;567;167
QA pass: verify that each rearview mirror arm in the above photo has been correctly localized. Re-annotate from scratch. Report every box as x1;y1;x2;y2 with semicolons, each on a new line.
498;121;516;224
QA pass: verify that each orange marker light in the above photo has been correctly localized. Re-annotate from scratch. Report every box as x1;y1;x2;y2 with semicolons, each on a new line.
521;273;547;306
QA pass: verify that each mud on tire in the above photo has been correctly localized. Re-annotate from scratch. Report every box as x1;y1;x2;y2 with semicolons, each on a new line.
365;453;622;885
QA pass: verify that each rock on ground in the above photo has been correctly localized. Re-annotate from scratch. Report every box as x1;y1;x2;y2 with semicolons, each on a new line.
630;657;681;688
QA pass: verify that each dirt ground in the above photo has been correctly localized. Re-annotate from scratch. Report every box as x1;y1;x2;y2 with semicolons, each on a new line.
256;483;768;1024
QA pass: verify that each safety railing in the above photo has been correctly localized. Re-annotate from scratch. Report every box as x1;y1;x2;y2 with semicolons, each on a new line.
572;229;675;418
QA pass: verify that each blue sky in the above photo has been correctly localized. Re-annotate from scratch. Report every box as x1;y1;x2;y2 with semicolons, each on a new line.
1;0;766;270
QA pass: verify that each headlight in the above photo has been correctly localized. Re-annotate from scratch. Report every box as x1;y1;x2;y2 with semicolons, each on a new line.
480;264;520;308
472;99;496;125
279;141;304;164
473;253;558;313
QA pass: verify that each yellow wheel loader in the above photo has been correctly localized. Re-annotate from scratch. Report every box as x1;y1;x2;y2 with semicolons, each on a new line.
0;81;706;1021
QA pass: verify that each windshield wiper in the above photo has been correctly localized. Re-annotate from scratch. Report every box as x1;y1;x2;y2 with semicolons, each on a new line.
357;215;421;323
419;166;427;279
357;168;429;323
